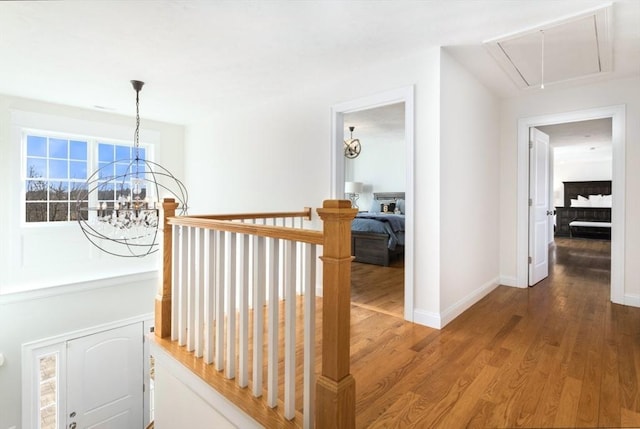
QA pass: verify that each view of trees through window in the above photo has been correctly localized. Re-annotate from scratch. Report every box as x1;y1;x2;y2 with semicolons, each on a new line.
24;133;147;223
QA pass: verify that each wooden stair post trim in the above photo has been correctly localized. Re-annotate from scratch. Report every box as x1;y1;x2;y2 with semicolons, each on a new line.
155;198;179;338
316;199;357;429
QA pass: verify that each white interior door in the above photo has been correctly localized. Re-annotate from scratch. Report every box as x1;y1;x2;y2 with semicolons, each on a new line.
529;127;551;286
67;323;143;429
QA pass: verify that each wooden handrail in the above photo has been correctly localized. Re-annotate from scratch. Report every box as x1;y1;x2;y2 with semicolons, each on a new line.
184;207;312;221
168;216;323;245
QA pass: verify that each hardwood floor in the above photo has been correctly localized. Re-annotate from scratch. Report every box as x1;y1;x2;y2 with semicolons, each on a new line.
354;237;640;428
351;258;404;318
155;238;640;428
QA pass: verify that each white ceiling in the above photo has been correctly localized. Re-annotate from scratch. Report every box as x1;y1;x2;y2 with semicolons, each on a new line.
538;118;612;162
0;0;638;125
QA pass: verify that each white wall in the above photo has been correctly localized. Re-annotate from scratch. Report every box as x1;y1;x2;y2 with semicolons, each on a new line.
439;50;500;324
184;47;444;321
553;151;612;206
499;76;640;299
0;277;156;429
0;95;185;293
0;95;184;429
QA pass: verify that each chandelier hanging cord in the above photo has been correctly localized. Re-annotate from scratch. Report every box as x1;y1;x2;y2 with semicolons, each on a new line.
131;80;144;161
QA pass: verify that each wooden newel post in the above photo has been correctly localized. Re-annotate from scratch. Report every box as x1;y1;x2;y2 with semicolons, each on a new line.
316;199;358;429
155;197;179;338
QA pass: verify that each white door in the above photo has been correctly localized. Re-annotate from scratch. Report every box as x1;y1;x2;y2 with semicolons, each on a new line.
67;323;143;429
529;127;551;285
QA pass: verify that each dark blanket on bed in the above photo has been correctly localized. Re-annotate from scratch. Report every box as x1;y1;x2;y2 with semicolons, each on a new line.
351;213;405;250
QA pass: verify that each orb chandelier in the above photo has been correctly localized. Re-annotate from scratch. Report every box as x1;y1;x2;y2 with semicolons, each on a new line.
76;80;188;257
344;126;361;159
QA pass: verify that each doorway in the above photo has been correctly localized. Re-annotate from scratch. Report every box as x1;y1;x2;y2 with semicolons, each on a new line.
331;86;415;321
22;318;153;429
344;103;406;317
530;118;613;288
517;105;625;304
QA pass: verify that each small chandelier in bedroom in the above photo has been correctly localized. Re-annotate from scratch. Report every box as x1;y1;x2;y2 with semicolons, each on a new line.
344;126;362;159
75;80;188;258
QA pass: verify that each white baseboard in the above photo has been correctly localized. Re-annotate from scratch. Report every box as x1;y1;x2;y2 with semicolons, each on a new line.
412;308;442;329
413;277;500;330
624;293;640;308
440;277;499;327
499;275;519;287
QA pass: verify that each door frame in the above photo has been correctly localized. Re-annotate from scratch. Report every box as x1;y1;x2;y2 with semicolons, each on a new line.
516;105;625;304
331;86;415;321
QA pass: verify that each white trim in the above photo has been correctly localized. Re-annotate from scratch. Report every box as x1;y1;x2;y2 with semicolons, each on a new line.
499;276;519;287
516;105;626;305
440;278;500;327
151;341;262;429
413;308;441;329
0;270;158;303
331;86;415;322
624;294;640;308
22;314;153;429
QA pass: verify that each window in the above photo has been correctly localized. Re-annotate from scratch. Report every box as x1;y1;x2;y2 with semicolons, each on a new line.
23;132;150;224
38;353;58;429
25;135;88;222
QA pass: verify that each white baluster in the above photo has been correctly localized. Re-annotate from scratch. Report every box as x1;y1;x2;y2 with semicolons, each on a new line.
284;239;296;420
194;228;205;358
238;234;250;388
186;226;196;352
252;235;265;398
225;231;237;380
267;237;279;408
215;230;225;371
171;224;179;341
177;225;188;346
303;243;317;429
203;229;215;364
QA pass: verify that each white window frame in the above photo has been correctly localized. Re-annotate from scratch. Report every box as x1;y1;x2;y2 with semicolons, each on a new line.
21;128;154;227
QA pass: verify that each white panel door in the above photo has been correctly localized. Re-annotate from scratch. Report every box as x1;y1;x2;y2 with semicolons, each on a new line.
529;127;551;286
67;323;143;429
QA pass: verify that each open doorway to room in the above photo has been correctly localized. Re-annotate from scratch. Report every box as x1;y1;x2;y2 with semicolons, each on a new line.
343;103;406;317
331;86;415;321
537;118;613;294
518;105;625;304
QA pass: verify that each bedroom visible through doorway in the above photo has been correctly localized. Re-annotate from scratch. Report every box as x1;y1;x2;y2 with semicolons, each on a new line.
343;103;406;318
531;117;613;293
517;105;625;304
331;86;415;321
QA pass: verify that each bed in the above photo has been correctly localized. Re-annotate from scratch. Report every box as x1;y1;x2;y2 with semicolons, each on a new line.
351;192;405;266
555;180;611;239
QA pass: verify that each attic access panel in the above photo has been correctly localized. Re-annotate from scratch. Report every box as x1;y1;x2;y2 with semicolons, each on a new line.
484;5;612;89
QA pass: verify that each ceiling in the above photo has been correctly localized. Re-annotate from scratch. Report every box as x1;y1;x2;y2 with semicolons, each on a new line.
0;1;638;125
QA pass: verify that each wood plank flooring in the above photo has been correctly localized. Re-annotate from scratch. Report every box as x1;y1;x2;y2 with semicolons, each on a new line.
354;237;640;428
155;237;640;428
351;258;404;318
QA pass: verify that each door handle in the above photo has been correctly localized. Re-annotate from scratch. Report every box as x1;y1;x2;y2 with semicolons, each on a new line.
546;210;554;216
69;423;76;429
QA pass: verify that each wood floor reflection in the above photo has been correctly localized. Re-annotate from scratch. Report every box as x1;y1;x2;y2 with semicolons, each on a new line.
351;258;404;318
